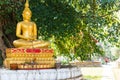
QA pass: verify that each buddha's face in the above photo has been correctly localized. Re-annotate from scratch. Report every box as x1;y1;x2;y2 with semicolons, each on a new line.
22;11;32;21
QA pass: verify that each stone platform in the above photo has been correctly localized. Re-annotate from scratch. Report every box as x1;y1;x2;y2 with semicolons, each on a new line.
0;66;83;80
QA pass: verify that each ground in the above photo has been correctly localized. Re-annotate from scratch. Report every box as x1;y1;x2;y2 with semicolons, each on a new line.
81;62;116;80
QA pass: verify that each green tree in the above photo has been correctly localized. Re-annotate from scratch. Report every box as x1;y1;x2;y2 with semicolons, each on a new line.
0;0;25;59
0;0;120;60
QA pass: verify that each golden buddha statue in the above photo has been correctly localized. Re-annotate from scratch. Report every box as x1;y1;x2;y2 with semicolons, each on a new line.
13;0;50;48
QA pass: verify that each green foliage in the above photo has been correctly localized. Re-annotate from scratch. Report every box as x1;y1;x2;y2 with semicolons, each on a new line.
0;0;23;36
0;0;24;46
0;0;120;60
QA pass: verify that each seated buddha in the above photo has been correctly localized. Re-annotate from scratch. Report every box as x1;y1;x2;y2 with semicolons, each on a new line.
13;0;50;48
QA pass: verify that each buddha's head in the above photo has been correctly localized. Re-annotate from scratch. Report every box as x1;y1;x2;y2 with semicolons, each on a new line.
22;0;32;21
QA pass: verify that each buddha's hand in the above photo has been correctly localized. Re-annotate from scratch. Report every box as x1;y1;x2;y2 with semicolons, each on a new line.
26;36;36;41
25;36;33;41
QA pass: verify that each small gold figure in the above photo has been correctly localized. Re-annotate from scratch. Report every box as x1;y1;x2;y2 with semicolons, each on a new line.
13;0;50;48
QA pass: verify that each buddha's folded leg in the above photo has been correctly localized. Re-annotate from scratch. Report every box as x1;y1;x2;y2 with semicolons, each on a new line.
32;40;50;44
13;39;33;48
33;42;50;48
19;45;33;48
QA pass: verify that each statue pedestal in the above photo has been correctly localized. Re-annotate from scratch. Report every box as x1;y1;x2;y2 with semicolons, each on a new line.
4;48;55;69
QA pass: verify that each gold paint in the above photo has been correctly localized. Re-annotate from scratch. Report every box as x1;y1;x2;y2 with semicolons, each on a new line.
13;0;50;48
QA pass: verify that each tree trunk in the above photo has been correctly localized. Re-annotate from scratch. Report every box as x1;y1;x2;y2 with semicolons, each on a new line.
0;22;7;59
